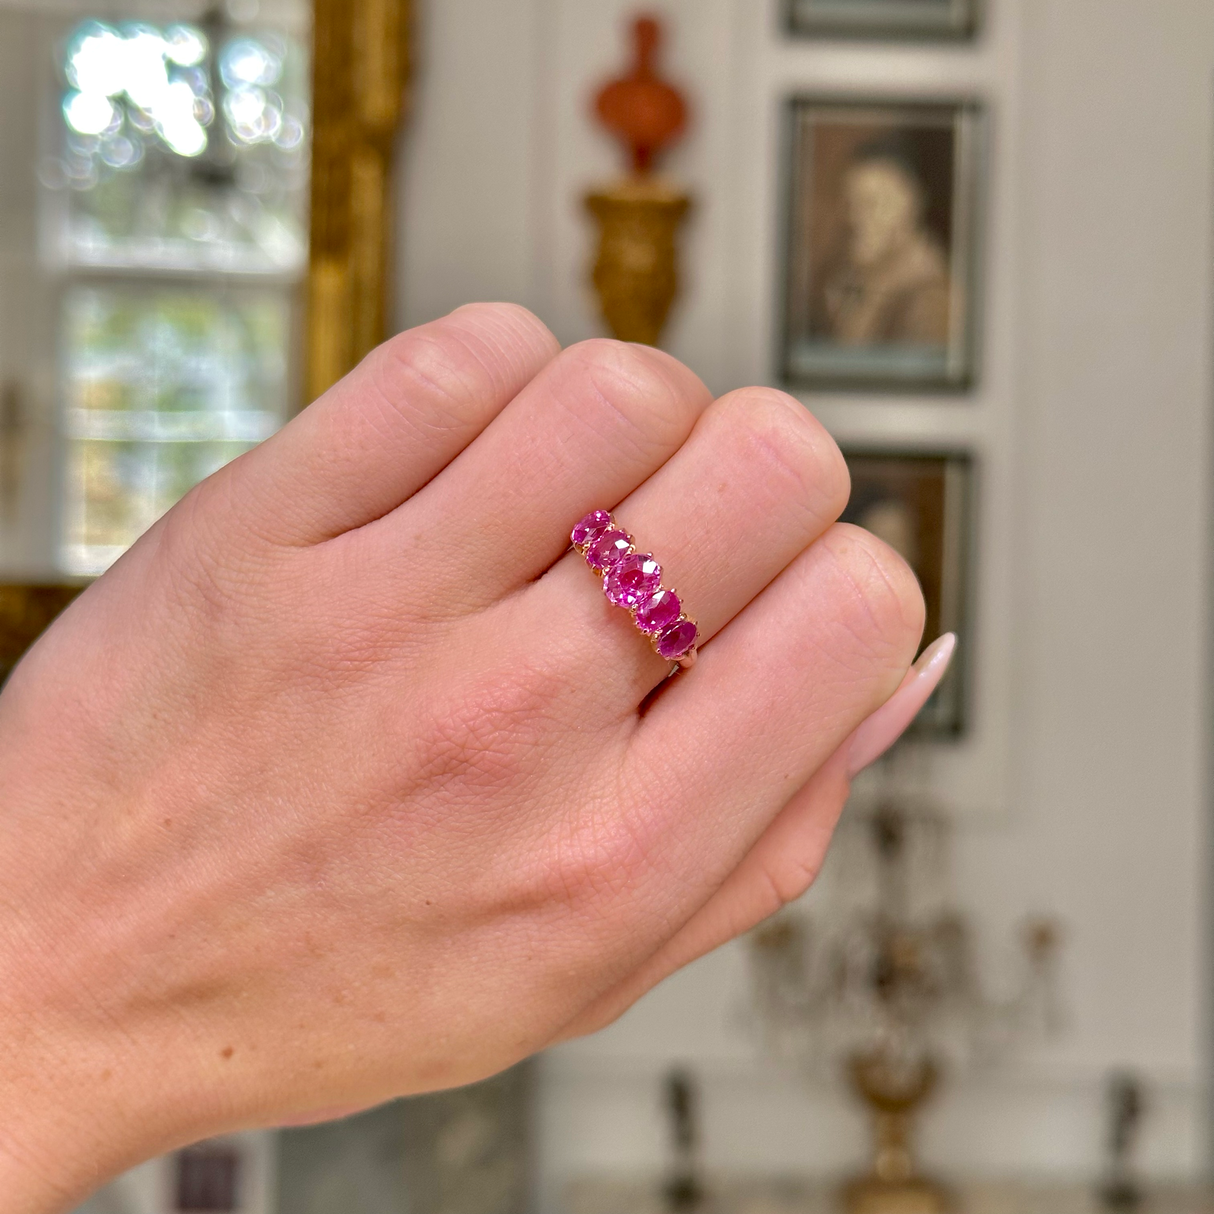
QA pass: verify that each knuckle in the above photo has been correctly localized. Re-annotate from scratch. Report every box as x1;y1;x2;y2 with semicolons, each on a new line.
405;666;559;800
536;803;655;914
713;388;850;521
447;302;561;365
760;851;826;913
821;523;926;658
300;306;559;482
559;339;710;452
533;758;680;919
155;485;273;622
369;327;496;437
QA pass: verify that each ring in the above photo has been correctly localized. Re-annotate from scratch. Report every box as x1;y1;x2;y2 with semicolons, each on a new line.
570;510;699;670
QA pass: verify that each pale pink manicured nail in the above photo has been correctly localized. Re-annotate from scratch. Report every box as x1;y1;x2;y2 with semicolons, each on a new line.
846;633;957;777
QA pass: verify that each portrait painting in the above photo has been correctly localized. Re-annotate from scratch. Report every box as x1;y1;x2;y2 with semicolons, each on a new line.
787;0;980;41
840;451;972;734
782;98;983;391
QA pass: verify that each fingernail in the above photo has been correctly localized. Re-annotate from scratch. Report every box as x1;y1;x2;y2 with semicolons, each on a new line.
846;633;957;777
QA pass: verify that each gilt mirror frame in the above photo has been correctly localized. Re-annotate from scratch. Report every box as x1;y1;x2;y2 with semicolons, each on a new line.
306;0;411;402
1;0;411;675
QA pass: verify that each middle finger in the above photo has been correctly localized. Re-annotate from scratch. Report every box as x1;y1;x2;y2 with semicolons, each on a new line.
353;338;713;615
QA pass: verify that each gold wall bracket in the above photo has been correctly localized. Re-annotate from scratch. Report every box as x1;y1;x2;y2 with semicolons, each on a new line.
586;15;692;349
585;178;691;348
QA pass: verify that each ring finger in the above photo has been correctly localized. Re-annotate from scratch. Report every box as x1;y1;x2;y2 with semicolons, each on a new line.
522;385;851;703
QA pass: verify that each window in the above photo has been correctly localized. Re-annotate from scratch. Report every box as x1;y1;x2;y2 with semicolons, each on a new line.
52;16;308;271
44;8;308;575
61;284;288;572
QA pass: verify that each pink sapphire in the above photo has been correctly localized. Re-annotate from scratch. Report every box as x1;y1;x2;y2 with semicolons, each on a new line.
586;528;632;571
571;509;612;549
635;588;681;634
656;619;698;660
604;553;662;608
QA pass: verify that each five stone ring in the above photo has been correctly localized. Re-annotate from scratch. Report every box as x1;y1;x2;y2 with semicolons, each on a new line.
570;510;699;670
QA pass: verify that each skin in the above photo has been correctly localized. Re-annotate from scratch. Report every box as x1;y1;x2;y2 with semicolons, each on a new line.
0;304;925;1213
844;158;924;267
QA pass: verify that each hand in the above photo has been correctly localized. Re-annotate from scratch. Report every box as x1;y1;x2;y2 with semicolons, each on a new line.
0;305;937;1212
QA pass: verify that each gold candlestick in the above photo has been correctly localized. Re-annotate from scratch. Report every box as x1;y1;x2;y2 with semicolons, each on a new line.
843;1050;949;1214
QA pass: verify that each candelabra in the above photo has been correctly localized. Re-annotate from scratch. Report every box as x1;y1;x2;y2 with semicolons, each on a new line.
748;787;1060;1214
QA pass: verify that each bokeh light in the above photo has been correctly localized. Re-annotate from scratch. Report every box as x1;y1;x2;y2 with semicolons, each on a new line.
164;25;208;67
224;86;283;143
220;37;282;87
53;18;309;273
63;90;118;136
64;21;211;157
61;23;292;159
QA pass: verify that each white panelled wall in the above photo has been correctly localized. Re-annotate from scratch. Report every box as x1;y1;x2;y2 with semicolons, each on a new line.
397;0;1214;1201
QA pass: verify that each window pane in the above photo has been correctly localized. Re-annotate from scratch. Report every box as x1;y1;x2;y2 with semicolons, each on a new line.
61;285;288;575
48;15;309;274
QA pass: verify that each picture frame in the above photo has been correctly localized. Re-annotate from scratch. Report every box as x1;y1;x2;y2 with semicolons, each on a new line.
781;97;985;393
786;0;981;42
839;449;973;735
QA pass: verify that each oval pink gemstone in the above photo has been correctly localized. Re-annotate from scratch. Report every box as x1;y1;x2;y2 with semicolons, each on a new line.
586;528;632;571
635;588;681;634
604;553;662;608
656;618;698;660
571;509;612;549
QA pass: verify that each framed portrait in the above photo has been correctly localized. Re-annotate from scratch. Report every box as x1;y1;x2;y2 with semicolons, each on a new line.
786;0;981;41
840;450;972;735
782;98;984;392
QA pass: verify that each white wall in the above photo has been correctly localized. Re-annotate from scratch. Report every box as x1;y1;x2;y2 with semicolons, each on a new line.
0;7;68;576
397;0;1214;1201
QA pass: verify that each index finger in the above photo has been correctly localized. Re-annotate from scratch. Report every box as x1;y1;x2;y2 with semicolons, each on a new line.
222;303;560;546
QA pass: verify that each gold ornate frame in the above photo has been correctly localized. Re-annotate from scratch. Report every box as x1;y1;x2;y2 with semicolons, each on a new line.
0;585;81;684
306;0;412;402
1;0;412;676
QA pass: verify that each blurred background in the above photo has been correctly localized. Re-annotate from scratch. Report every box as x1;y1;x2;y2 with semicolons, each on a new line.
0;0;1210;1211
